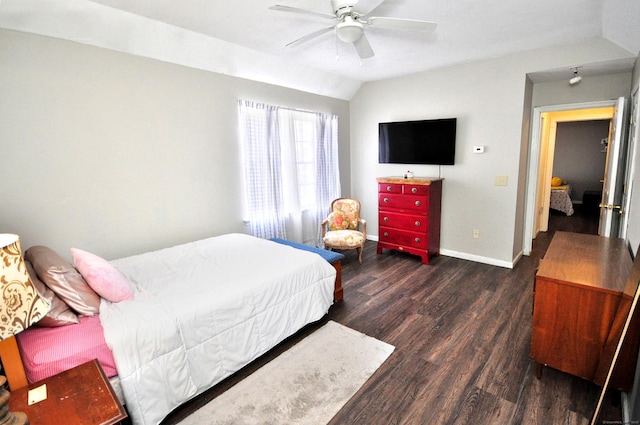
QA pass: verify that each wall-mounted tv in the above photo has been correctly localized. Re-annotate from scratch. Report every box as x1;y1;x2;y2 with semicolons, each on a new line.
378;118;457;165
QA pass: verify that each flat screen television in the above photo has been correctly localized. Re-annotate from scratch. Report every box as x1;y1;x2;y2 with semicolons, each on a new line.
378;118;457;165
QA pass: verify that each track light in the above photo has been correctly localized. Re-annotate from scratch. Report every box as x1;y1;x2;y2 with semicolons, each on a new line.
569;67;582;85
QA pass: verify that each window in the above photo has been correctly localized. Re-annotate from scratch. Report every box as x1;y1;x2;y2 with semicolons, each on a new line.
290;111;316;210
238;100;341;246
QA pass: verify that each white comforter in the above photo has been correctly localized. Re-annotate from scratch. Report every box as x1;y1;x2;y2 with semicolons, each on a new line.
100;233;336;425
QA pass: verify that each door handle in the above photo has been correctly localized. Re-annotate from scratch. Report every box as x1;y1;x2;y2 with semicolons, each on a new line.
599;203;621;210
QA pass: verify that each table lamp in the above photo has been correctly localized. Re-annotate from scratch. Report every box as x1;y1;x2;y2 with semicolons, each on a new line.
0;233;51;425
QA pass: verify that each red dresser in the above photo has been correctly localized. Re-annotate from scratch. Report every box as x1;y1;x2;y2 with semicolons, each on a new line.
376;177;443;264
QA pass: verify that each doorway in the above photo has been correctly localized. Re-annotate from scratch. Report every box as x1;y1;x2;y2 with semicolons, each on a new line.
523;100;619;255
535;108;614;235
547;119;610;234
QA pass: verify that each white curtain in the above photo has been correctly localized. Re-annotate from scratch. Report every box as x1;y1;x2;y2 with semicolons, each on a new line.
238;100;341;246
314;111;341;245
238;100;287;240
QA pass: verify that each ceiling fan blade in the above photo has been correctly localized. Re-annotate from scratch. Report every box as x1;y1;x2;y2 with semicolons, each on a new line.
353;0;387;17
269;5;335;20
367;16;436;33
353;33;374;59
286;26;335;47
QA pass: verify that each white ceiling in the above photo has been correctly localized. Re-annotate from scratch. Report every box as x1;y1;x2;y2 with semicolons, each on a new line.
1;0;639;99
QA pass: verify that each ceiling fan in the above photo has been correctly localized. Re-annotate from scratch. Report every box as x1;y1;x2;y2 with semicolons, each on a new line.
269;0;437;59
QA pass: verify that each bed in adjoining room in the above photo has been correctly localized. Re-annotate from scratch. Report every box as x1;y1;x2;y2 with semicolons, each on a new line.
16;233;338;425
550;182;575;216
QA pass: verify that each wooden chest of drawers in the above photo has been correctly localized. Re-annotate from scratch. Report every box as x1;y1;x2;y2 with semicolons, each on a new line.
376;177;443;264
531;231;640;391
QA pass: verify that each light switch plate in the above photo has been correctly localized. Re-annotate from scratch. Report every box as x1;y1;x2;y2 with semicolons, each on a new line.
495;176;508;186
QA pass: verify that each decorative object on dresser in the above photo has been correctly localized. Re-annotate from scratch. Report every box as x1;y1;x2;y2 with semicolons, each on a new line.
0;233;52;425
9;359;127;425
530;231;640;390
321;198;367;263
376;177;443;264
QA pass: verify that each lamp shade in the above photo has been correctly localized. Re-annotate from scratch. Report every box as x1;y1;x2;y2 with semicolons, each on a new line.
0;234;50;339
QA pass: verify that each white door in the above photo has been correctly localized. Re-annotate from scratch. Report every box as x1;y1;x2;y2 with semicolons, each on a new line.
599;97;629;237
620;89;638;240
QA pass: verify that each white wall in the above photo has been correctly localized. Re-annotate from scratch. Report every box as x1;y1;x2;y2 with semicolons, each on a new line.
0;29;351;261
554;120;610;202
532;72;633;106
350;38;635;267
2;29;637;268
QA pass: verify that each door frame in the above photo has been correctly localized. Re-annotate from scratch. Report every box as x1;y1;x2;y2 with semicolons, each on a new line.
523;100;618;255
619;88;637;241
600;97;628;237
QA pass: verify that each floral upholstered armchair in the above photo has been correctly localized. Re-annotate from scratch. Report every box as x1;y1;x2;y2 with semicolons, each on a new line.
321;198;367;263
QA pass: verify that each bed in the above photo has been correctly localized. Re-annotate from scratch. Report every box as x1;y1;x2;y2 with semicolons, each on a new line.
16;233;337;425
550;184;575;216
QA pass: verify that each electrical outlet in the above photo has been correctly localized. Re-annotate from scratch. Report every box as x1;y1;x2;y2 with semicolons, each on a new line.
495;175;508;186
473;229;480;239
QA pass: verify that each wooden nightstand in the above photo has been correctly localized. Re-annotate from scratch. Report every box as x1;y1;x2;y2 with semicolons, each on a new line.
8;359;127;425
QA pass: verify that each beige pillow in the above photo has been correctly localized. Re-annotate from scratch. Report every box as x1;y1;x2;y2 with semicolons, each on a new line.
25;260;79;327
25;246;100;316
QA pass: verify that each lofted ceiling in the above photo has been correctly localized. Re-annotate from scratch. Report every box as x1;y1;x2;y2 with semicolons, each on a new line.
0;0;638;99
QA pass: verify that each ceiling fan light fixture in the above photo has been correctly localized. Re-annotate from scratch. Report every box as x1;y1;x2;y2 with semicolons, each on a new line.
336;16;363;42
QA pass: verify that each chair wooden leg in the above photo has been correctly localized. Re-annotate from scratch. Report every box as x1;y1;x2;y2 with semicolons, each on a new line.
358;246;363;263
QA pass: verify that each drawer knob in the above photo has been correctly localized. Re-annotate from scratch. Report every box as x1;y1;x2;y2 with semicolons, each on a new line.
383;232;389;237
411;187;418;193
383;216;389;222
415;200;421;207
384;197;389;203
415;221;421;227
414;237;421;243
386;186;393;191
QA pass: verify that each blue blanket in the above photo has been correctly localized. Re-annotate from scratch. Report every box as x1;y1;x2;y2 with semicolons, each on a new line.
270;238;344;264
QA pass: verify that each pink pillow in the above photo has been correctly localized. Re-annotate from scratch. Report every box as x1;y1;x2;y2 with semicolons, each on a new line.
25;246;100;316
25;259;79;327
71;248;133;303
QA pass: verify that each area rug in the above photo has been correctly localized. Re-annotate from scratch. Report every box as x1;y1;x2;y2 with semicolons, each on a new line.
178;320;395;425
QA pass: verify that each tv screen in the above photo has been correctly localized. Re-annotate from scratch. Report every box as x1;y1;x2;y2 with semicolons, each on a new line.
378;118;457;165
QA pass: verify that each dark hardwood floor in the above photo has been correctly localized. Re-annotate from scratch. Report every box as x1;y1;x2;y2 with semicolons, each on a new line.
162;204;623;425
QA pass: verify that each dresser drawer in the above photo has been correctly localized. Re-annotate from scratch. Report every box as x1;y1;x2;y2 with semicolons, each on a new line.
379;226;428;248
379;193;429;212
378;182;402;194
379;211;428;232
403;184;430;196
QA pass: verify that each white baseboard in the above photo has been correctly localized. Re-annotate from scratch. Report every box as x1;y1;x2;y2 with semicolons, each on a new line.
439;249;515;269
366;237;516;268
